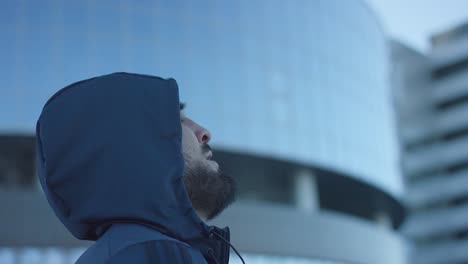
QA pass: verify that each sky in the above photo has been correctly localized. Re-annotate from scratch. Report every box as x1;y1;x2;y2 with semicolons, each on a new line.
365;0;468;52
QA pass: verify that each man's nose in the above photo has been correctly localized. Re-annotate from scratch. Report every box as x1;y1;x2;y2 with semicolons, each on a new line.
190;121;211;144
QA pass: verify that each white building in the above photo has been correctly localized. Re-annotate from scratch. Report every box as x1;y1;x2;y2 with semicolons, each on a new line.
393;22;468;264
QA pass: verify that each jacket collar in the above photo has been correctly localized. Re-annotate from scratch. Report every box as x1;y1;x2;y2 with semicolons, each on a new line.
190;226;231;264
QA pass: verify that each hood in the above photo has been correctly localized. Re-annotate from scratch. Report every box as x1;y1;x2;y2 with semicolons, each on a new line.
36;72;209;241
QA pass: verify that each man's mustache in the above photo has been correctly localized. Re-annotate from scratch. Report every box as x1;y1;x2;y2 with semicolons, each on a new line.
202;144;212;155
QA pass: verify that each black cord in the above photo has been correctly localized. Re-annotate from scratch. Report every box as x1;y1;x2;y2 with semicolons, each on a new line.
210;231;246;264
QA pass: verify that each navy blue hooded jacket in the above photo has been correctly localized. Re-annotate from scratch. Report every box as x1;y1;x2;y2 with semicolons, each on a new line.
36;73;233;264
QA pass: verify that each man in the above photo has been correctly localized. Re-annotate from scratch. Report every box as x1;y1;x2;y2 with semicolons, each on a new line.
36;72;242;263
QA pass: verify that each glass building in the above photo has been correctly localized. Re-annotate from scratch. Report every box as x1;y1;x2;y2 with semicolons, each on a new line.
1;1;406;263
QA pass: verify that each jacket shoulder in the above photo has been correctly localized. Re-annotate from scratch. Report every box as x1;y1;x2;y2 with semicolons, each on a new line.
75;233;111;264
106;240;208;264
75;224;197;264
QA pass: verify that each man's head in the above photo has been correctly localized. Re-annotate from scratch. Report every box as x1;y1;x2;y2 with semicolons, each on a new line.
36;73;237;241
179;103;237;221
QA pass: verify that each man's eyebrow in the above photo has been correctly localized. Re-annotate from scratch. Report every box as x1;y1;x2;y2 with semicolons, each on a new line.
179;102;186;111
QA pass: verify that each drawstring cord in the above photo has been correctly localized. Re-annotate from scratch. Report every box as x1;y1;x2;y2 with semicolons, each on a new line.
208;249;220;264
210;230;246;264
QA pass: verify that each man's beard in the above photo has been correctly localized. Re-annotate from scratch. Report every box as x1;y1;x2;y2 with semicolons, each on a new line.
183;162;237;221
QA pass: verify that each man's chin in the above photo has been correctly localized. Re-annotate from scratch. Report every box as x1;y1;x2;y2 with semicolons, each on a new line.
183;162;237;221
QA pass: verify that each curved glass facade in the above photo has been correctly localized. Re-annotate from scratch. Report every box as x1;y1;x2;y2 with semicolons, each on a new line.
0;1;401;194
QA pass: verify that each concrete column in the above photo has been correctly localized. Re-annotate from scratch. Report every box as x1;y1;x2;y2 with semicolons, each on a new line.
374;211;392;229
294;169;319;212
